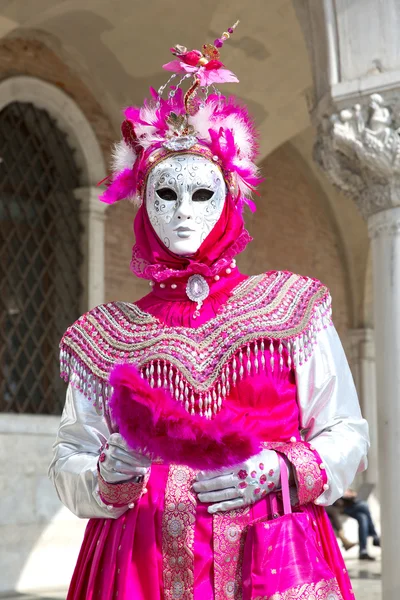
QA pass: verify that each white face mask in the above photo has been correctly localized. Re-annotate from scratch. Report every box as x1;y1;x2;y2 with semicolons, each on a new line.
145;154;226;256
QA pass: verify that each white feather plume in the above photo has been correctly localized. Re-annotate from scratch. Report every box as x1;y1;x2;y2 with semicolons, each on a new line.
111;140;137;174
189;100;256;161
221;115;254;159
189;103;215;141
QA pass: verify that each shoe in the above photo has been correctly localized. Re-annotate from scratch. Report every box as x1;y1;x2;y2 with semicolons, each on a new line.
373;536;380;547
359;551;376;561
337;530;357;552
343;540;358;551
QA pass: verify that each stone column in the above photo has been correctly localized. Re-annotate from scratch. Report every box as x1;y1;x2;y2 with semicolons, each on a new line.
369;209;400;499
349;328;378;487
74;186;108;312
316;94;400;596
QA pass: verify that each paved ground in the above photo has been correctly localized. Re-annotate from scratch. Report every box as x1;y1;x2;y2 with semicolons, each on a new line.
343;536;382;599
0;550;382;600
347;556;382;599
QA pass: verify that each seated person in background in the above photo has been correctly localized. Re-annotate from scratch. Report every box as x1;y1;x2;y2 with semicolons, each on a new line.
328;489;380;561
325;504;357;551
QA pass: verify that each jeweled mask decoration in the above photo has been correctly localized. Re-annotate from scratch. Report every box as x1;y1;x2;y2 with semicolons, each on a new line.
145;155;226;256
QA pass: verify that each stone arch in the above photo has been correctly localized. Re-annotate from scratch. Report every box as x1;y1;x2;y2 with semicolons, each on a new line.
0;75;106;185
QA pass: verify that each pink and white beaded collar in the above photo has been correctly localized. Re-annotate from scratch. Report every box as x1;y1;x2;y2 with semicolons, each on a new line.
60;271;332;418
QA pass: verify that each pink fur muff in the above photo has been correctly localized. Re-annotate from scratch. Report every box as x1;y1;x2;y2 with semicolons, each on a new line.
109;363;262;470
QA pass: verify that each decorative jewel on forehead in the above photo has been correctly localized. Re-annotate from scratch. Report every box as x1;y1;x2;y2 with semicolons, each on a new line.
164;113;198;152
166;112;195;137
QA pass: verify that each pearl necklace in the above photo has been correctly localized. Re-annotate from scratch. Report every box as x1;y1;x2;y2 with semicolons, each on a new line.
148;259;237;318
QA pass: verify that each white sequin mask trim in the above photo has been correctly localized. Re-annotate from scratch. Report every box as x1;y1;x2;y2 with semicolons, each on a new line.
145;155;226;256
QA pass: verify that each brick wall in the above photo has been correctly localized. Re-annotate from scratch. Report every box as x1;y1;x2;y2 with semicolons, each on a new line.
239;141;351;345
104;201;150;303
0;37;115;159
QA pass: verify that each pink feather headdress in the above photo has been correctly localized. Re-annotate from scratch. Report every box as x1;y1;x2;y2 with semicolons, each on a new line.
100;21;262;212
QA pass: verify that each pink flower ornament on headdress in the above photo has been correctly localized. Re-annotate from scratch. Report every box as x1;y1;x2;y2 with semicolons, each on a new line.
100;20;263;212
163;22;240;87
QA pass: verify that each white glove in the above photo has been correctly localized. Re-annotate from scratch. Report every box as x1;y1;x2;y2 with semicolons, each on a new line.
193;449;281;514
99;433;151;484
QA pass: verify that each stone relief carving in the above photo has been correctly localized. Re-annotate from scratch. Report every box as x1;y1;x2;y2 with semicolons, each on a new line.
315;93;400;219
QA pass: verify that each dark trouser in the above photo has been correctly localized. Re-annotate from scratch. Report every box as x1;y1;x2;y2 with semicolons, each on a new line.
343;501;378;552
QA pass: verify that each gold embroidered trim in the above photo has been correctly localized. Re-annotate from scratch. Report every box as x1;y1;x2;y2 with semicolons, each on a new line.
253;577;343;599
213;509;251;600
97;468;149;506
162;465;197;600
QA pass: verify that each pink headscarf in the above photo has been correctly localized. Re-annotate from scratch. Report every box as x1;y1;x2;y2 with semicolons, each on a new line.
130;192;252;283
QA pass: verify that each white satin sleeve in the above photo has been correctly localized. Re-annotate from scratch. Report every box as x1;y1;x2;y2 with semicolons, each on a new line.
295;324;370;506
48;384;128;519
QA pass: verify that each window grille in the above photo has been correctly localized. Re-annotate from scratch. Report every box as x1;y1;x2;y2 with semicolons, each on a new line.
0;101;82;414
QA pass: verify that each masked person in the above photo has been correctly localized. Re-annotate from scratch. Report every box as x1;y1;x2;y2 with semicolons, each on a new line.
49;23;369;600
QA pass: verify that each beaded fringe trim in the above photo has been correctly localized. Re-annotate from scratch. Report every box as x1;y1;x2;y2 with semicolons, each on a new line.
60;307;332;419
60;272;332;418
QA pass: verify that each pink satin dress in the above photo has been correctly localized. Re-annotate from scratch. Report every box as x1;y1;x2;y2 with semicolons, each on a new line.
66;272;355;600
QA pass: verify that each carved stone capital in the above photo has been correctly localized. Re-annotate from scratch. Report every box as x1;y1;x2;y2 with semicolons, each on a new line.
315;93;400;220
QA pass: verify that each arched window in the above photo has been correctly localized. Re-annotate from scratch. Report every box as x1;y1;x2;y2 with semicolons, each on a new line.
0;101;82;414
